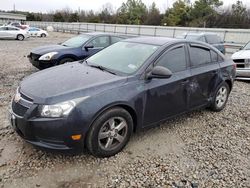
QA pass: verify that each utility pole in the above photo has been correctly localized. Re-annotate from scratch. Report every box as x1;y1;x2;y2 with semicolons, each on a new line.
13;4;16;12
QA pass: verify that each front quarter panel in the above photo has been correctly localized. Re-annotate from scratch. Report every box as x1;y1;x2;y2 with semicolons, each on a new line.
67;78;146;135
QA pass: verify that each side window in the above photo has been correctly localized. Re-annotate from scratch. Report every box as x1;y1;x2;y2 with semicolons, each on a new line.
199;36;206;42
190;45;211;67
211;50;218;62
111;37;123;44
88;36;110;48
206;35;221;44
0;27;7;31
157;45;187;73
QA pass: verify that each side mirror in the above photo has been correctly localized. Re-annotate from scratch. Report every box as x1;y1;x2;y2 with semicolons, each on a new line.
84;45;94;51
239;46;243;50
147;66;172;79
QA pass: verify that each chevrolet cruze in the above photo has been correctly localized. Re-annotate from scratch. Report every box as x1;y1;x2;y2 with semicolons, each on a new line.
10;37;236;157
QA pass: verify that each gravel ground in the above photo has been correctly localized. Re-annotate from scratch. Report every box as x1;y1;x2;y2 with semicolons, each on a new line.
0;32;249;188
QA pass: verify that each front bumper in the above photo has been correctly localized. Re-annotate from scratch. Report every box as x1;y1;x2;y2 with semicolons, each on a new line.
9;109;85;150
28;54;57;69
236;68;250;80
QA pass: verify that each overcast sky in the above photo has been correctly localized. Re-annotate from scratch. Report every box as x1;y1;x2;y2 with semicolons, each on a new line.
1;0;249;13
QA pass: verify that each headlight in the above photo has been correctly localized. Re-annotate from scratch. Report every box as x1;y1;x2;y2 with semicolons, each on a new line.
40;101;75;118
39;96;89;118
39;52;58;61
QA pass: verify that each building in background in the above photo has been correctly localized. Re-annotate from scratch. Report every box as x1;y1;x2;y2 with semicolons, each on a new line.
0;12;26;25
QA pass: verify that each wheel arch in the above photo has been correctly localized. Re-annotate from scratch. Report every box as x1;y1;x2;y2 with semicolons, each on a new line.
89;103;138;133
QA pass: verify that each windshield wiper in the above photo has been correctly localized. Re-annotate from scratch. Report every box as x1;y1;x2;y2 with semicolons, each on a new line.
88;64;117;75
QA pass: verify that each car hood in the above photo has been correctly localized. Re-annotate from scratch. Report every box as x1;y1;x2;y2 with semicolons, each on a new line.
20;62;127;104
31;45;69;55
232;50;250;59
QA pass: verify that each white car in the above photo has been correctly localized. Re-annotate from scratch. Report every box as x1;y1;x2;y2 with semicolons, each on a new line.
232;42;250;80
0;26;29;40
26;27;48;37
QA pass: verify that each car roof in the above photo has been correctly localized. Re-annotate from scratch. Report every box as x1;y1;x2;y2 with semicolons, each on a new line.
124;36;182;46
82;32;131;38
184;32;218;36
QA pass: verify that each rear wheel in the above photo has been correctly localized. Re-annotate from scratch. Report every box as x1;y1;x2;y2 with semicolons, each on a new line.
41;33;46;37
86;107;133;158
210;82;230;112
59;58;74;65
17;34;24;41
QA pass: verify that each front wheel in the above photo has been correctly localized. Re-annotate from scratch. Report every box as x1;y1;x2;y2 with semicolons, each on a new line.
86;107;133;158
41;33;46;37
210;82;230;112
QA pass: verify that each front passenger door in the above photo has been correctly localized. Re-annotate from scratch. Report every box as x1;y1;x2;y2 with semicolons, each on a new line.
143;44;191;126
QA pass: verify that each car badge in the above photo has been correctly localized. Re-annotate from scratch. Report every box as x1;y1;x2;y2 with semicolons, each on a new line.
14;93;21;103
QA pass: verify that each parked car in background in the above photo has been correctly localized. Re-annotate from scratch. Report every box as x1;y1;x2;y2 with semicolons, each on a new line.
231;41;250;80
10;37;236;157
7;22;29;30
0;26;29;41
178;33;225;54
26;27;48;37
28;32;128;69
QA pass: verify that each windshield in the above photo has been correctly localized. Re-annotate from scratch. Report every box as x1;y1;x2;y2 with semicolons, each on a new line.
87;41;159;74
185;35;200;40
243;42;250;50
62;35;91;48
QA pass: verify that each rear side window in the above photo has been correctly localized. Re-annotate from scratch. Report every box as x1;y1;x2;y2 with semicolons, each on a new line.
199;36;206;42
189;46;211;67
157;45;187;73
206;35;221;44
111;37;123;44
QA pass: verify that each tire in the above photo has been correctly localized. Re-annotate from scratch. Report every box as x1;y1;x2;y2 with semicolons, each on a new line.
59;58;74;65
86;107;133;158
41;33;46;37
17;34;24;41
210;82;230;112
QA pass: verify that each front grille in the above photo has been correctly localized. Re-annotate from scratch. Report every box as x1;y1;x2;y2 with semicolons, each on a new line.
30;53;41;61
12;101;29;117
233;59;245;68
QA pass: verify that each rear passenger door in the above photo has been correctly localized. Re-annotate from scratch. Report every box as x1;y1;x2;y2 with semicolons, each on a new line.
188;44;220;109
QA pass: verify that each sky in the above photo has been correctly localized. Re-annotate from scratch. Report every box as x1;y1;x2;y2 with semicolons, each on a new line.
0;0;249;13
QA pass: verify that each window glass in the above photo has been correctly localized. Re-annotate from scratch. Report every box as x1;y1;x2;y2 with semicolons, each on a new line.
190;46;211;66
7;27;18;31
157;46;187;72
206;35;221;44
87;41;159;74
61;35;91;48
199;36;206;42
88;36;110;48
0;27;7;31
211;50;218;62
111;37;123;44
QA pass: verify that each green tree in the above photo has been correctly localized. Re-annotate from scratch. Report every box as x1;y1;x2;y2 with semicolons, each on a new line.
190;0;223;27
53;12;65;22
117;0;147;25
69;13;79;22
145;2;161;25
161;0;191;26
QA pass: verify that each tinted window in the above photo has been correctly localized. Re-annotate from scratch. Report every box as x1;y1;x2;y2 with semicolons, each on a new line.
111;36;123;44
0;27;7;31
211;50;218;62
199;36;206;42
190;46;211;66
206;35;221;44
157;46;187;72
7;27;19;31
89;36;110;48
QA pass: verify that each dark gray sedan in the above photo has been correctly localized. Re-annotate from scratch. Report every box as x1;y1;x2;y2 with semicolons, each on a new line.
10;37;235;157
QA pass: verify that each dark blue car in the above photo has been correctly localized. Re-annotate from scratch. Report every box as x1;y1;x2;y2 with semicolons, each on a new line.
28;32;127;69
